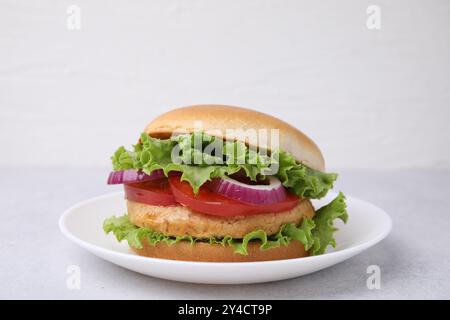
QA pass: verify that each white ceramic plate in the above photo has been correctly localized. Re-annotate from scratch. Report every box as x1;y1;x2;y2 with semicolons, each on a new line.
59;192;392;284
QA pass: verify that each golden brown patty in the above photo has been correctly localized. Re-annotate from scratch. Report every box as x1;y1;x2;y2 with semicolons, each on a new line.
127;199;315;239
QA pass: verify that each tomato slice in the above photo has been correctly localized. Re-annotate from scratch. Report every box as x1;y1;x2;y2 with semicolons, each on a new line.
124;179;178;206
168;175;300;217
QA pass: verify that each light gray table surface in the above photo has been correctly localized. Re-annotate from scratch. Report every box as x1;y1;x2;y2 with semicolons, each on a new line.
0;167;449;299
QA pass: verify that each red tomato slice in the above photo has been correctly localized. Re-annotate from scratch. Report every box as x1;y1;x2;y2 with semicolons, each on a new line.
124;179;178;206
168;175;300;217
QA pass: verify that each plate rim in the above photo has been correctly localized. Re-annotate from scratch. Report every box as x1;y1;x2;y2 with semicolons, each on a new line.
59;191;392;267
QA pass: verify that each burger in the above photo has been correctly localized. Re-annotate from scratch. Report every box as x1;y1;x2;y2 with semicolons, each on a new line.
103;105;348;262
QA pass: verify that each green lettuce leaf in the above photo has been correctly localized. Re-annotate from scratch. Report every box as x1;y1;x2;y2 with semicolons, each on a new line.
103;193;347;256
310;192;349;255
103;214;311;255
111;132;337;198
280;219;316;251
103;215;196;249
275;150;337;199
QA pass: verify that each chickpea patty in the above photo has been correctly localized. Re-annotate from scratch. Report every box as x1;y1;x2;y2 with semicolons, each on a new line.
127;199;315;239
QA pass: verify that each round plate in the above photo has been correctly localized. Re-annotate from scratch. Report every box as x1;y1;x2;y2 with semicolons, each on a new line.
59;192;391;284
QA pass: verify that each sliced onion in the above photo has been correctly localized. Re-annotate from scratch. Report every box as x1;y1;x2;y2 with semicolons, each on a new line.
208;176;287;205
107;169;164;185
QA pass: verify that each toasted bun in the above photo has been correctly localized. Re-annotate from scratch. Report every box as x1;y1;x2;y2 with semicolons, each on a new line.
145;105;325;171
132;239;308;262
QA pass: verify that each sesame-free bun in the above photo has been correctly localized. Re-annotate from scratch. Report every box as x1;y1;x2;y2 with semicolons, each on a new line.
144;105;325;171
132;239;308;262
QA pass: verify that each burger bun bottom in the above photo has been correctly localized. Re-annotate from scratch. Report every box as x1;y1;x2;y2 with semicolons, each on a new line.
132;239;308;262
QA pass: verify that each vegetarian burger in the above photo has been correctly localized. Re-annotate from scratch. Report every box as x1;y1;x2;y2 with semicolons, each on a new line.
104;105;348;262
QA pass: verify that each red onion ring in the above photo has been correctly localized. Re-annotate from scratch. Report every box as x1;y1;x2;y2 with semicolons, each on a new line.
209;176;287;204
107;169;165;185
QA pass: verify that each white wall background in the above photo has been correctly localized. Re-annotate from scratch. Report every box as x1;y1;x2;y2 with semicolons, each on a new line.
1;0;449;170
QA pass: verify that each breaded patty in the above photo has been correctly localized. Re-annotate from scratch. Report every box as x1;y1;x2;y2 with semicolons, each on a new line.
127;199;315;239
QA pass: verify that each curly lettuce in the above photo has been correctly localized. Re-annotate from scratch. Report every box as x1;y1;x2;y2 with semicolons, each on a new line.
103;193;348;256
111;132;337;198
310;192;349;255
